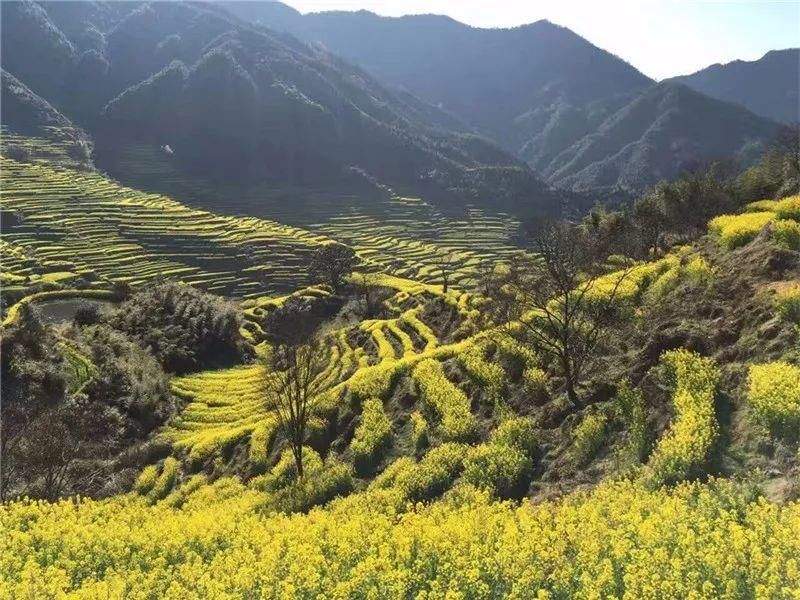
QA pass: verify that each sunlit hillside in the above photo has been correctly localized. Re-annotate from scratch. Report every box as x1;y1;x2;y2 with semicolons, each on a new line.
2;1;800;598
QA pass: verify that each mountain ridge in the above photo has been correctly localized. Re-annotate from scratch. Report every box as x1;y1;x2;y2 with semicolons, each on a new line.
668;48;799;124
225;1;785;192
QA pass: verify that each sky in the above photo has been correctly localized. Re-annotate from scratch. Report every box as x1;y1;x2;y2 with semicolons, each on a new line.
278;0;800;80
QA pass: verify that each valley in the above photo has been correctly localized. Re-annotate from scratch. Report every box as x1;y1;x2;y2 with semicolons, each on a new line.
1;1;799;598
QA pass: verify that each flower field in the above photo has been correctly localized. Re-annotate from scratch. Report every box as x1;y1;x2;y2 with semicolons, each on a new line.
3;477;799;599
4;129;800;599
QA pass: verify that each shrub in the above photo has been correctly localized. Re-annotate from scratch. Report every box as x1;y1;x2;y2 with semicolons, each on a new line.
708;212;775;249
147;457;179;502
410;411;428;452
774;283;800;323
248;419;278;469
747;362;800;438
412;359;477;442
393;443;467;503
644;265;681;303
462;443;533;499
263;447;323;492
772;219;800;250
268;458;354;514
613;380;648;464
459;342;505;399
683;256;716;287
490;417;539;458
745;199;778;212
570;413;608;464
522;366;548;397
163;474;208;508
4;144;30;162
133;465;159;495
110;282;251;373
648;350;719;486
774;195;800;221
497;338;538;372
371;457;416;490
350;398;393;471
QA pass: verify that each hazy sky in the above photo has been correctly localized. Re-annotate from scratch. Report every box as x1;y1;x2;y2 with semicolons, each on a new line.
279;0;800;80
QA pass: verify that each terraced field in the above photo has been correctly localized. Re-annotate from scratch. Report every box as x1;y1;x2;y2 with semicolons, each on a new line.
0;154;335;297
111;144;524;286
163;276;483;464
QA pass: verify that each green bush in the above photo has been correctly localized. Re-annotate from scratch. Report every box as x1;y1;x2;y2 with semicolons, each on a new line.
268;458;354;514
522;367;548;397
459;342;505;399
774;195;800;221
462;443;533;499
775;283;800;323
163;474;208;508
351;398;393;471
263;447;324;492
772;219;800;250
613;380;648;464
683;256;716;287
147;457;179;502
410;411;429;452
570;413;608;465
747;362;800;438
412;359;477;442
393;443;467;503
490;417;539;458
133;465;159;495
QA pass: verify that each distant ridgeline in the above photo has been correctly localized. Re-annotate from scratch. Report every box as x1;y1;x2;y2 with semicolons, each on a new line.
228;1;791;193
0;0;572;226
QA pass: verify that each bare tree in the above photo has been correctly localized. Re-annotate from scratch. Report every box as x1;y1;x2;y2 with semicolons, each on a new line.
483;222;634;407
432;250;459;294
309;243;357;291
261;341;327;477
774;123;800;186
353;270;379;318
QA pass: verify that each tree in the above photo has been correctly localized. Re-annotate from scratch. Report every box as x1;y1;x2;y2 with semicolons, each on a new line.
483;222;634;407
353;271;379;318
261;341;327;477
309;243;357;291
633;191;668;256
774;123;800;196
432;250;458;294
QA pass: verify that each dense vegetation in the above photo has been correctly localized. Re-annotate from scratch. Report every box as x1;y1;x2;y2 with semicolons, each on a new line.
1;0;565;218
669;48;800;124
2;2;800;596
238;2;791;193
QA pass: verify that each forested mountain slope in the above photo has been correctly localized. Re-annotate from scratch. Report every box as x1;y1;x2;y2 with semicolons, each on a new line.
0;0;568;219
669;48;800;124
233;2;785;193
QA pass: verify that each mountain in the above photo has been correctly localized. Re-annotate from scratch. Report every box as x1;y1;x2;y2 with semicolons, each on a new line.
0;0;567;218
220;3;654;151
225;2;783;193
669;49;800;124
540;82;781;192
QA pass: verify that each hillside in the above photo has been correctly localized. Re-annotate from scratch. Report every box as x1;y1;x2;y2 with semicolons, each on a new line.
540;82;781;192
233;2;783;193
2;152;800;593
669;49;800;124
0;0;568;221
3;3;800;596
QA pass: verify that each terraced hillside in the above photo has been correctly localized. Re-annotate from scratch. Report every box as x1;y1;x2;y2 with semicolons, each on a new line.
1;137;528;308
0;153;334;297
111;144;526;286
164;275;483;469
